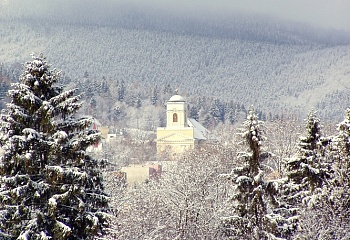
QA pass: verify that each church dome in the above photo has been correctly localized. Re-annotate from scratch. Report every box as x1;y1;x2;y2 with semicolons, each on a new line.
168;94;185;102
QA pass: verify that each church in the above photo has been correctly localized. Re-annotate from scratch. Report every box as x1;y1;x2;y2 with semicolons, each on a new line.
156;94;210;154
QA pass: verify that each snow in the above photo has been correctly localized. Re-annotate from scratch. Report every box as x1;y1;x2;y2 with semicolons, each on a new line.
300;162;320;174
17;230;30;240
42;101;50;111
22;128;40;141
253;170;263;183
236;175;251;184
66;167;87;182
12;186;24;198
9;105;29;120
237;151;253;158
252;185;263;194
46;165;64;174
48;197;57;208
40;231;50;240
25;152;32;160
53;130;68;143
93;215;99;226
270;177;287;185
32;59;42;67
55;220;71;237
12;88;38;105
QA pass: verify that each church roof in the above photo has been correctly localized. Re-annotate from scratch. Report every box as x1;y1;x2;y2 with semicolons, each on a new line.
168;94;185;102
187;118;209;140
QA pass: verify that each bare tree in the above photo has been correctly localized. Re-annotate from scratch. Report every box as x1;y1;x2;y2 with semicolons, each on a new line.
110;144;234;239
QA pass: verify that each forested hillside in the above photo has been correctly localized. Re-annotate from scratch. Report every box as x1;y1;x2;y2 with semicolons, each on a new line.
0;4;350;121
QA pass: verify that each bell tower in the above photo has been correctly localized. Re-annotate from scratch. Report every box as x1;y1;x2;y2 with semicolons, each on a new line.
157;93;195;154
166;94;188;128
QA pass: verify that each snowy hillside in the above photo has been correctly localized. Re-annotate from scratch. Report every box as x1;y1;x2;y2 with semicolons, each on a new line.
0;6;350;120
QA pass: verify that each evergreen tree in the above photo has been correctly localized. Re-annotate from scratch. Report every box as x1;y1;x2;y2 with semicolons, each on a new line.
136;93;142;109
189;105;199;121
278;111;332;238
209;98;225;124
332;108;350;186
117;80;126;102
89;97;97;116
150;85;158;106
99;76;110;97
0;55;109;239
163;83;171;94
225;101;236;125
83;74;95;101
326;107;350;227
284;111;331;204
223;107;290;239
295;109;350;239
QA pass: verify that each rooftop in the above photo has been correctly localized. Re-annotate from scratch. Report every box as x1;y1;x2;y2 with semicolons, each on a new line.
168;94;185;102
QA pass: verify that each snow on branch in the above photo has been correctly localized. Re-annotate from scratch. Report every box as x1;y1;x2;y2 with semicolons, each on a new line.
22;128;40;141
52;131;68;144
49;89;78;106
53;220;71;239
56;95;83;114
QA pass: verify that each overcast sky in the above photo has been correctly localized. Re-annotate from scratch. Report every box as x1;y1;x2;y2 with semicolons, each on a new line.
128;0;350;31
2;0;350;31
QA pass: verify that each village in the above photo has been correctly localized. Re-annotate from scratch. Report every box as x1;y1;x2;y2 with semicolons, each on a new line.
1;1;349;238
88;93;215;186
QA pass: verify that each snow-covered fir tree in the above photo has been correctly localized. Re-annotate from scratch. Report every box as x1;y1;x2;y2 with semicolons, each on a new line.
284;111;331;205
223;107;291;239
331;108;350;187
295;108;350;239
327;108;350;226
278;111;332;238
0;54;110;239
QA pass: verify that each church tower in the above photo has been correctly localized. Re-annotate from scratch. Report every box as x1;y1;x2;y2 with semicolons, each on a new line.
166;94;188;128
156;94;195;154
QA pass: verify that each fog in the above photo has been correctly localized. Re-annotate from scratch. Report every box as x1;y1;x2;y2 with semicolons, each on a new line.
129;0;350;31
1;0;349;32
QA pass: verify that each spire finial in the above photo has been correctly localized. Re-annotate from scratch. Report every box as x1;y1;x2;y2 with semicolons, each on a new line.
175;88;179;95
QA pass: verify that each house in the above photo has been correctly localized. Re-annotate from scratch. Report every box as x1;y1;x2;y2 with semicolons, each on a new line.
86;117;105;153
156;94;210;154
121;164;162;186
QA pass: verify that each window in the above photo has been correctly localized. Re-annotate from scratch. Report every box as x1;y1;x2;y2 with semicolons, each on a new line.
173;113;178;122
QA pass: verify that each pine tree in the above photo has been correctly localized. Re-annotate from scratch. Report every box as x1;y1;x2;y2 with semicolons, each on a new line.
223;107;290;239
0;54;110;239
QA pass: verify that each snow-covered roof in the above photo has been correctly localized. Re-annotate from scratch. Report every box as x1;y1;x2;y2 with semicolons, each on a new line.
168;94;185;102
187;118;209;140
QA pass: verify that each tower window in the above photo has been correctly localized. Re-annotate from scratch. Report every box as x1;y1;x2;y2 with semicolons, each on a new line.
173;113;178;122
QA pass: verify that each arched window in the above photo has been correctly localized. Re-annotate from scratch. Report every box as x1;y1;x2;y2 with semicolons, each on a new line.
173;113;178;123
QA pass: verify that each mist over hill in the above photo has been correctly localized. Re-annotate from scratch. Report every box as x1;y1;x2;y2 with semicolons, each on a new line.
2;0;350;45
1;0;350;121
